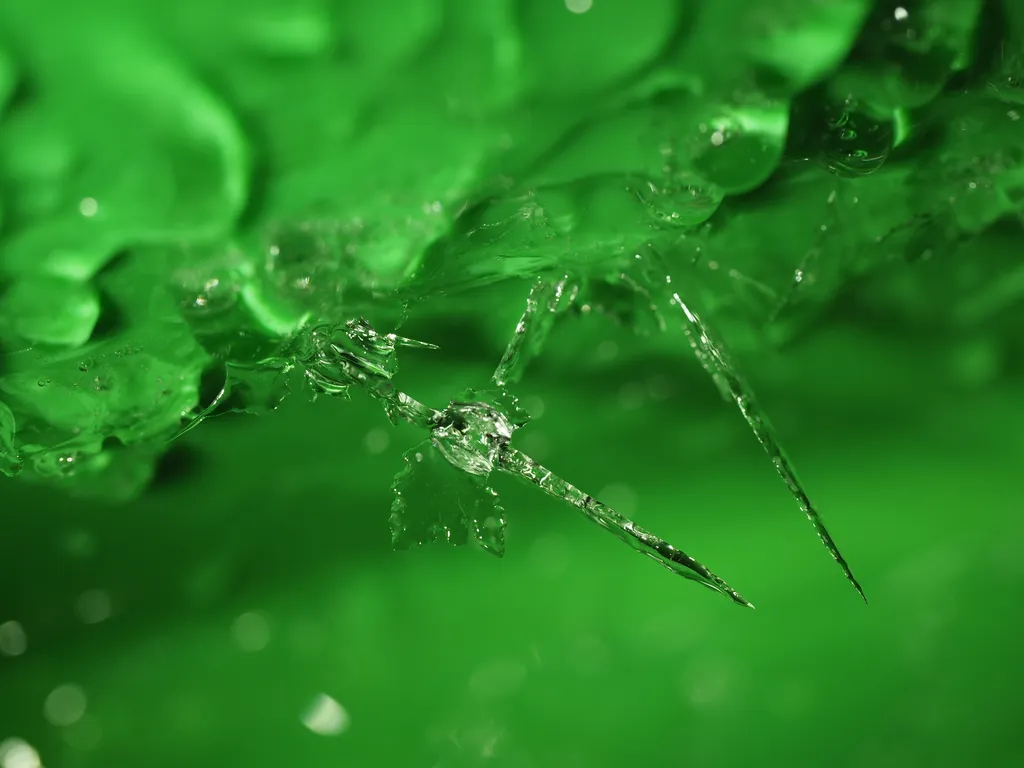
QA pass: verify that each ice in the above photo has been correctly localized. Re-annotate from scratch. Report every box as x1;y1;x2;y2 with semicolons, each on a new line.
390;398;515;556
390;443;507;557
171;317;438;439
0;401;22;477
293;319;437;425
493;277;577;387
0;31;249;281
658;281;866;601
430;401;517;476
0;276;101;348
469;243;865;601
384;386;751;605
499;446;752;607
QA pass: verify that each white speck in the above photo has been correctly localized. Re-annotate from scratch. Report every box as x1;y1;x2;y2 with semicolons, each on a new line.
62;716;102;751
0;621;27;656
1009;110;1021;122
595;339;618;362
468;660;527;698
76;590;112;624
710;130;725;147
481;733;500;758
62;529;97;559
647;374;672;401
78;198;98;218
618;381;645;411
565;0;592;13
597;482;638;517
44;684;88;727
894;6;908;21
232;611;270;652
685;664;734;707
519;431;550;461
0;739;41;768
522;395;545;420
301;694;350;736
364;428;390;455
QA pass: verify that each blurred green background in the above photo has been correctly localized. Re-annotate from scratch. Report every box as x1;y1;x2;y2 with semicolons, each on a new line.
2;0;1024;766
4;301;1024;767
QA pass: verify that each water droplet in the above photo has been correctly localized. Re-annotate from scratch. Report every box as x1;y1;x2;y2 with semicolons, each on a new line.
690;101;789;194
839;0;978;111
301;694;350;736
75;589;111;624
618;382;645;410
0;738;41;768
820;105;893;177
78;197;98;217
231;611;271;652
43;684;87;727
565;0;592;14
61;716;102;752
521;395;546;419
363;428;390;455
0;621;27;656
597;482;638;518
595;340;618;363
265;219;375;317
639;175;723;228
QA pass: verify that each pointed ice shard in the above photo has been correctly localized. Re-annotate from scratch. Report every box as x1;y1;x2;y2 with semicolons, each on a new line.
496;445;752;607
493;276;577;387
667;288;866;601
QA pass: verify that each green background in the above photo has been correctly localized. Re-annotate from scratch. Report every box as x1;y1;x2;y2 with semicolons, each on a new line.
2;0;1023;766
4;300;1023;767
